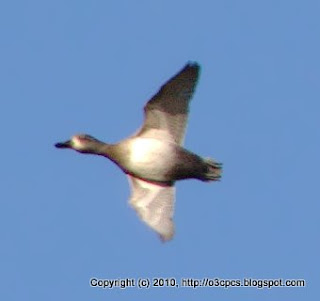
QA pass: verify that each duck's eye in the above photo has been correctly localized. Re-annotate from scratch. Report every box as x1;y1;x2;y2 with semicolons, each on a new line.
76;135;96;142
84;135;97;141
79;135;89;140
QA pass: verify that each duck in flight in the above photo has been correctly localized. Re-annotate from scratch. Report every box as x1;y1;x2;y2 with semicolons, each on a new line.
55;62;222;241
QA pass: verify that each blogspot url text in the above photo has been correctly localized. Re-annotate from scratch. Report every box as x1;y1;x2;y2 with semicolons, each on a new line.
89;277;305;289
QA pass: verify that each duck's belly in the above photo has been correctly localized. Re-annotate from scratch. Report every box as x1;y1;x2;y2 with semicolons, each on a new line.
126;138;179;182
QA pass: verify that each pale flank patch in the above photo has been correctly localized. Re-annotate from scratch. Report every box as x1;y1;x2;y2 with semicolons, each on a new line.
129;138;165;164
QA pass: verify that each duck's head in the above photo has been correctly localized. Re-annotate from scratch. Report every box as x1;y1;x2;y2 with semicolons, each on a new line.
55;134;102;154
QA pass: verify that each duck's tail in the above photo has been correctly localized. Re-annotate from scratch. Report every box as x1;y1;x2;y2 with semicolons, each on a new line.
202;158;223;182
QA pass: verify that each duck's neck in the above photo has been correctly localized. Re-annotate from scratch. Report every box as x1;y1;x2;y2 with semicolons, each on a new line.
90;141;113;157
88;141;121;163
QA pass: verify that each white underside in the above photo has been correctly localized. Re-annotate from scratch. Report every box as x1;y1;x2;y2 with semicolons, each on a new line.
126;137;177;180
129;137;174;164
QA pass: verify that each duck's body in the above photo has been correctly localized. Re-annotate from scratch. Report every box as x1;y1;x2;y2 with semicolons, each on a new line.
98;137;219;183
127;140;198;182
55;62;222;241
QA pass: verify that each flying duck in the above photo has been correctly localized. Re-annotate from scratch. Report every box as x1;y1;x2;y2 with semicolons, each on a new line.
55;62;222;241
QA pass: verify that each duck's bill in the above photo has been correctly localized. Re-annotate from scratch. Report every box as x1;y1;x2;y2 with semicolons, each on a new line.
55;140;71;148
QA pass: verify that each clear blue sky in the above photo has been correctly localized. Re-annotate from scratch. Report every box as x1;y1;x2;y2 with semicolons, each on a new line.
1;0;319;300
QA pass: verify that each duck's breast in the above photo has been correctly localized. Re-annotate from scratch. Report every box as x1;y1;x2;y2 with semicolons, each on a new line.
125;137;179;181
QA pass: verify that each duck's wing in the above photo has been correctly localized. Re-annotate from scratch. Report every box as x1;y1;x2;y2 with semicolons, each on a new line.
137;62;200;145
127;175;175;241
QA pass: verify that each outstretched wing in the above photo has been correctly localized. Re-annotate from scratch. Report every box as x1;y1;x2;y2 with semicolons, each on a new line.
128;175;175;241
137;63;200;145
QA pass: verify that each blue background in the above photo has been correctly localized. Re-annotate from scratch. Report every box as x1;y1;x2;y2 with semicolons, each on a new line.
1;0;318;300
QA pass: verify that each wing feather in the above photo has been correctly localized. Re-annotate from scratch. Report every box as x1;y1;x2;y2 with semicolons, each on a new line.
137;63;200;145
128;176;175;241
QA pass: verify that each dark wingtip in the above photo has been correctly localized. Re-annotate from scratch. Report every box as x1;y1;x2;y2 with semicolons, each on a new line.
181;61;200;79
186;61;200;69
